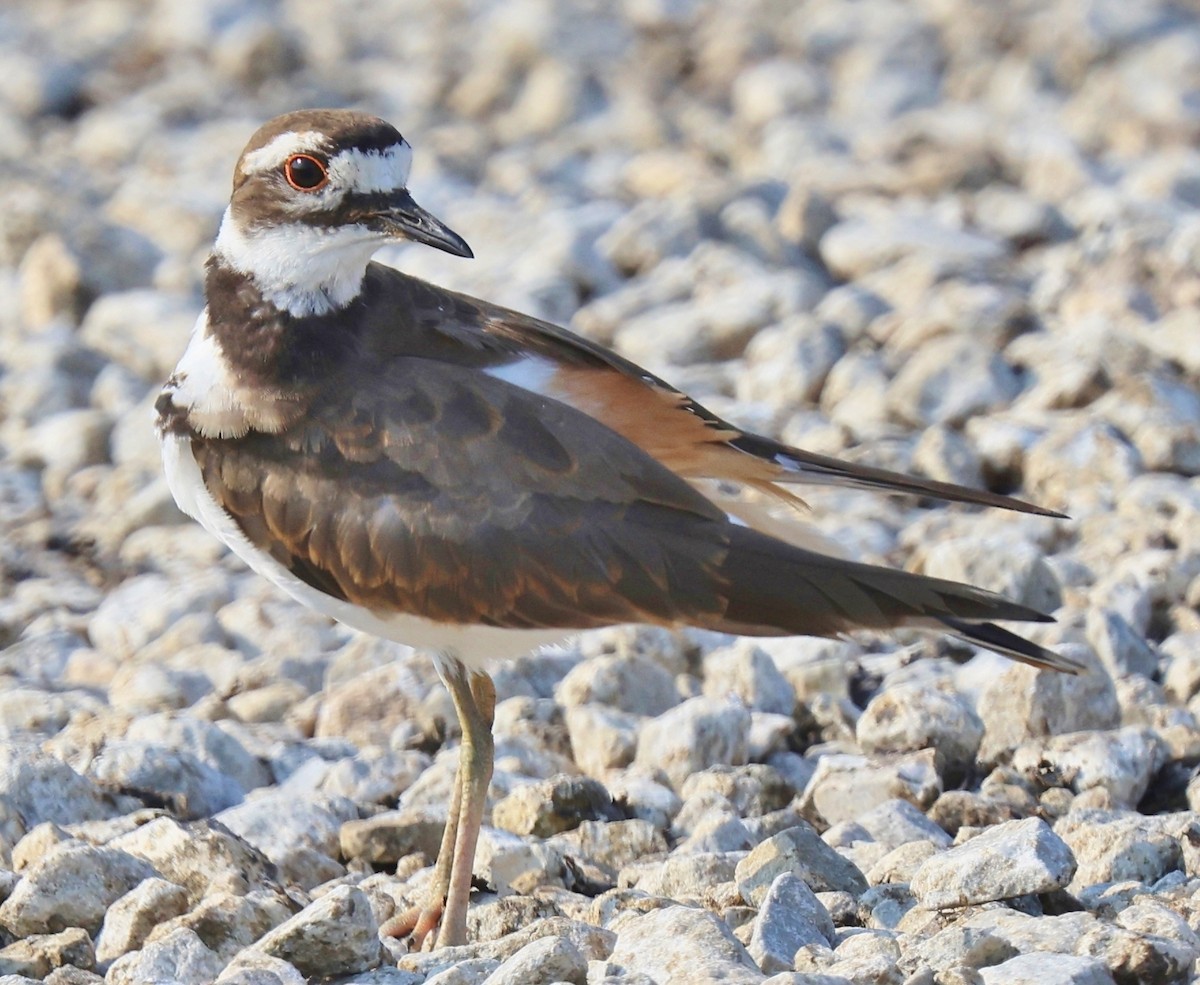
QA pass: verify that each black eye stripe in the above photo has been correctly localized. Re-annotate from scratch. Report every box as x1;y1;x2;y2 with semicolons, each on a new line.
282;192;397;228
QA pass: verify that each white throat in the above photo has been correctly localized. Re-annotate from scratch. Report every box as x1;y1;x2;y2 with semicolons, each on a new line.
213;208;381;317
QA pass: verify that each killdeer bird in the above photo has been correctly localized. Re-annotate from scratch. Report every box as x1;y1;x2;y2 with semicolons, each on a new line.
157;109;1079;949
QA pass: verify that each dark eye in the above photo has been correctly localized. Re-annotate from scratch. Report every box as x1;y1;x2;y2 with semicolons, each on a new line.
284;154;328;191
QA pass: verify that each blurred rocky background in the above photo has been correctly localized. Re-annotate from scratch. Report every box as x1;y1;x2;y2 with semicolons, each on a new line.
2;0;1200;982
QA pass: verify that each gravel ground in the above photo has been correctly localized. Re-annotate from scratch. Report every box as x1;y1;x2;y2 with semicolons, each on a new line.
2;0;1200;982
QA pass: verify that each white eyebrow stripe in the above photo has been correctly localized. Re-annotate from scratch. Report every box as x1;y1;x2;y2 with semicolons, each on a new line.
326;142;413;193
240;130;329;174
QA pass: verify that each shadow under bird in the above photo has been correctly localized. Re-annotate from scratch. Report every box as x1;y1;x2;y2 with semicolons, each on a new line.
156;109;1082;949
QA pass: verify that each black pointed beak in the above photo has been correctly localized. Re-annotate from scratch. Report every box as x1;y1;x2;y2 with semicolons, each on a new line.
371;190;473;258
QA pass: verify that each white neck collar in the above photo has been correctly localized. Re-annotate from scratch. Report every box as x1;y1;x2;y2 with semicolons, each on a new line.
213;208;381;317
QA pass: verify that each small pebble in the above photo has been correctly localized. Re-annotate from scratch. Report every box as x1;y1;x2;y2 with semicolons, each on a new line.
910;817;1077;908
634;696;751;791
736;824;869;904
607;905;764;985
747;872;835;973
250;886;383;978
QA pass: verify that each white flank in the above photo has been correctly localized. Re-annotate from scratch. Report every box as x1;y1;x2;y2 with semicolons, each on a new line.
214;208;381;317
164;312;299;438
161;433;573;668
167;313;249;438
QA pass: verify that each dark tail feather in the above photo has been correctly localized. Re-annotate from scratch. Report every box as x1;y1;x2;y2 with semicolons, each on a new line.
763;444;1067;519
717;526;1081;673
937;617;1080;673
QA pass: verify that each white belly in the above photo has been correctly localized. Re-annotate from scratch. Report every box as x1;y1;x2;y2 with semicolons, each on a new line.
160;433;573;668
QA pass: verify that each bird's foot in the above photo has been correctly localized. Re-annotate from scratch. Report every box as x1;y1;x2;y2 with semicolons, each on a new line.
381;902;443;951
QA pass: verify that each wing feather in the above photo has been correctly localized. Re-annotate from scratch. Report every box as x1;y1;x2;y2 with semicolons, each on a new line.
377;264;1063;519
193;357;732;630
183;276;1070;671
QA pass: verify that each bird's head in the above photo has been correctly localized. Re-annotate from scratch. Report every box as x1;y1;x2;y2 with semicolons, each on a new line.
213;109;472;316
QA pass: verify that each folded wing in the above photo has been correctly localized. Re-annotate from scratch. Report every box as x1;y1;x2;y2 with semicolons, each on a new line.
190;353;1077;672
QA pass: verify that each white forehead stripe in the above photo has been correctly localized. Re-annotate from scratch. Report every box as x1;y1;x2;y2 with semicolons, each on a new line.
240;130;329;174
327;142;413;193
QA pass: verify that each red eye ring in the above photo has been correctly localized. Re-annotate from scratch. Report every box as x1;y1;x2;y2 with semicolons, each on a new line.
284;154;329;192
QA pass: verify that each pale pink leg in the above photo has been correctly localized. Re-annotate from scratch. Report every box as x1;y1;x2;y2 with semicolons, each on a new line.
435;666;495;948
382;658;495;950
381;757;462;947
